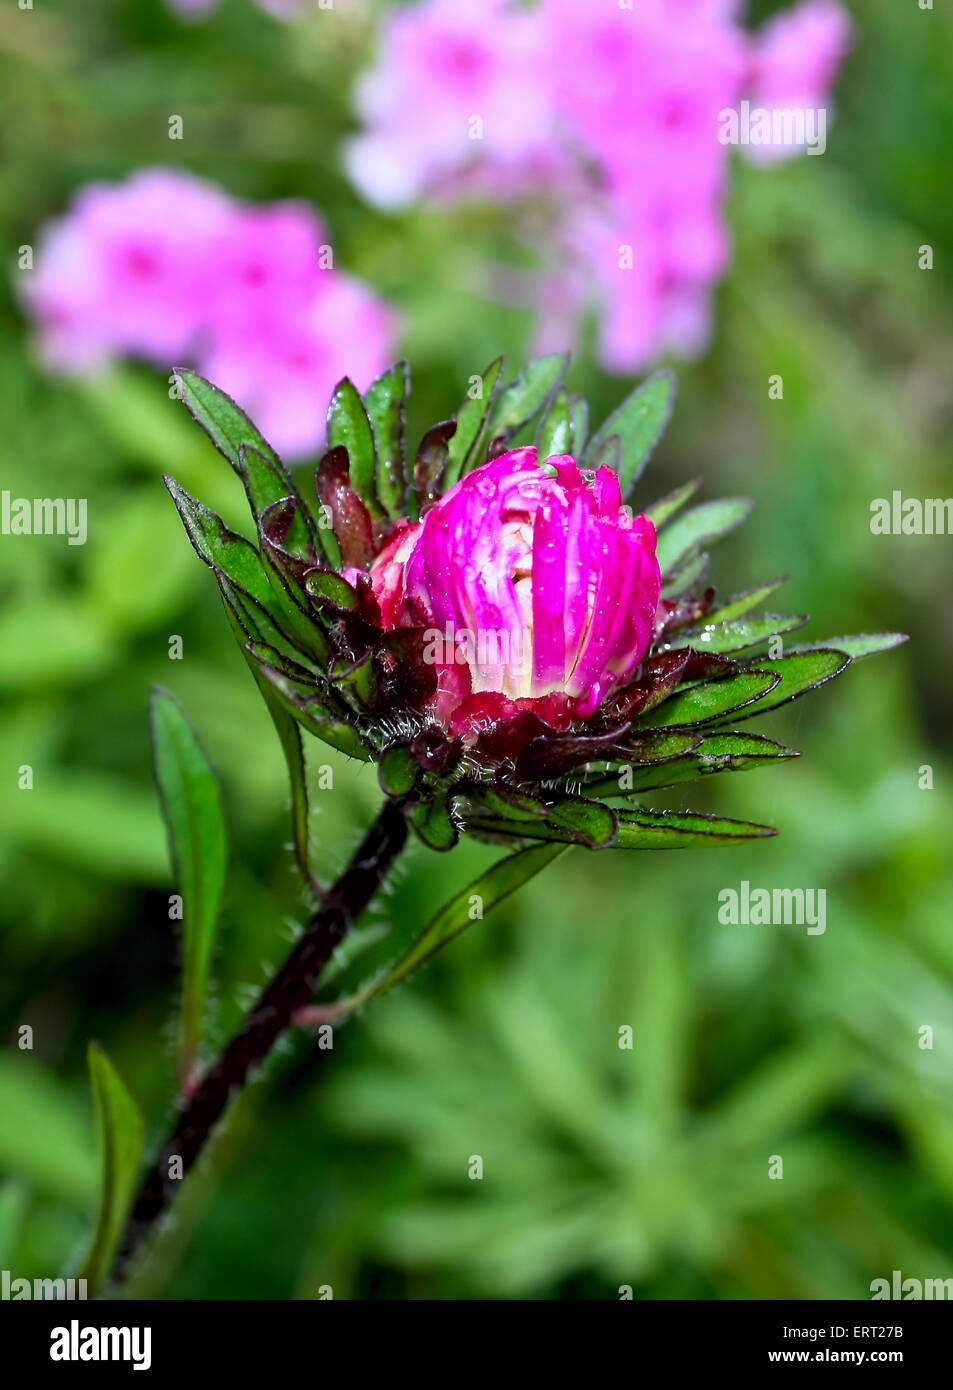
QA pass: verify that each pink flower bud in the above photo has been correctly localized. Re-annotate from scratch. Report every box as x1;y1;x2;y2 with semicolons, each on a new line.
367;449;661;737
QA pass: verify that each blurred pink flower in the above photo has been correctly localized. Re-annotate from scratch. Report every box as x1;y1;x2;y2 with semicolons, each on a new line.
371;449;661;733
347;0;850;373
24;169;396;461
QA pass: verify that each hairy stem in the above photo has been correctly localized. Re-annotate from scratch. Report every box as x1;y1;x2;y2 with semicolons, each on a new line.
109;798;408;1287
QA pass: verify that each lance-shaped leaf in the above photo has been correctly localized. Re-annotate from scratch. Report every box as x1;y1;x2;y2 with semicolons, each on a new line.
328;843;567;1017
613;809;777;847
585;731;799;797
704;577;787;624
239;443;315;560
788;632;908;661
414;419;457;514
584;369;675;495
674;612;808;655
164;475;277;613
536;386;573;459
661;550;710;599
364;360;409;520
326;377;381;518
568;393;589;455
218;579;319;888
645;477;702;529
407;795;459;851
485;352;569;448
656;497;752;576
444;355;505;488
465;793;618;849
635;667;781;729
151;688;227;1087
80;1044;144;1296
707;649;851;723
315;446;375;569
257;662;374;761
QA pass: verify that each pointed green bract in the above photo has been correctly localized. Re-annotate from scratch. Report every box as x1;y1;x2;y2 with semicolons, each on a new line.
164;476;276;611
407;796;458;851
635;668;780;729
378;743;421;798
568;393;589;455
174;368;282;476
584;369;675;495
364;361;409;519
645;477;702;529
485;352;569;444
257;663;373;761
445;356;504;487
586;731;799;796
661;550;710;599
790;632;908;661
676;613;808;655
614;809;777;847
327;377;381;517
704;578;787;623
709;649;851;723
536;386;573;459
80;1045;144;1296
151;689;227;1084
329;843;567;1017
656;498;752;576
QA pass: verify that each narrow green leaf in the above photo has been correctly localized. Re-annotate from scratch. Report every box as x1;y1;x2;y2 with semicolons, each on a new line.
584;369;675;494
536;386;573;459
656;498;752;575
568;394;589;455
80;1045;144;1296
708;650;851;723
790;632;908;661
164;476;277;611
704;577;787;623
614;809;777;847
464;790;616;847
635;668;781;729
330;844;567;1015
445;356;505;487
151;689;227;1083
240;445;314;558
644;477;702;529
675;613;808;655
174;368;281;476
485;353;569;444
364;361;409;520
586;731;799;796
257;663;374;761
326;377;381;516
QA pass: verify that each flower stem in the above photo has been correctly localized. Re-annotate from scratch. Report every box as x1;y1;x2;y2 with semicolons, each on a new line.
108;798;409;1288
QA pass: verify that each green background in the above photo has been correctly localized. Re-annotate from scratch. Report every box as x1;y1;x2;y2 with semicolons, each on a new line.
0;0;951;1299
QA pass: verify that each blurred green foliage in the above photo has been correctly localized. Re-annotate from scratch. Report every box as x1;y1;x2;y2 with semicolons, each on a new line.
0;0;951;1299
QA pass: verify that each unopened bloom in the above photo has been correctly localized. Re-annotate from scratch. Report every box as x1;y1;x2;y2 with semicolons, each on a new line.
367;451;660;738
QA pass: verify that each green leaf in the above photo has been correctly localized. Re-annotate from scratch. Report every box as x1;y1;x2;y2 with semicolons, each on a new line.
365;361;409;520
465;795;618;849
635;668;781;729
656;498;752;575
257;663;373;761
445;356;505;487
485;353;569;444
790;632;908;661
708;650;851;723
327;377;381;517
80;1045;144;1296
644;477;702;529
536;386;573;459
151;689;227;1084
675;613;808;655
407;796;459;851
614;809;777;847
586;731;799;796
704;577;787;623
568;394;589;455
584;369;675;494
661;550;710;598
164;476;275;610
329;843;567;1015
174;369;281;477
